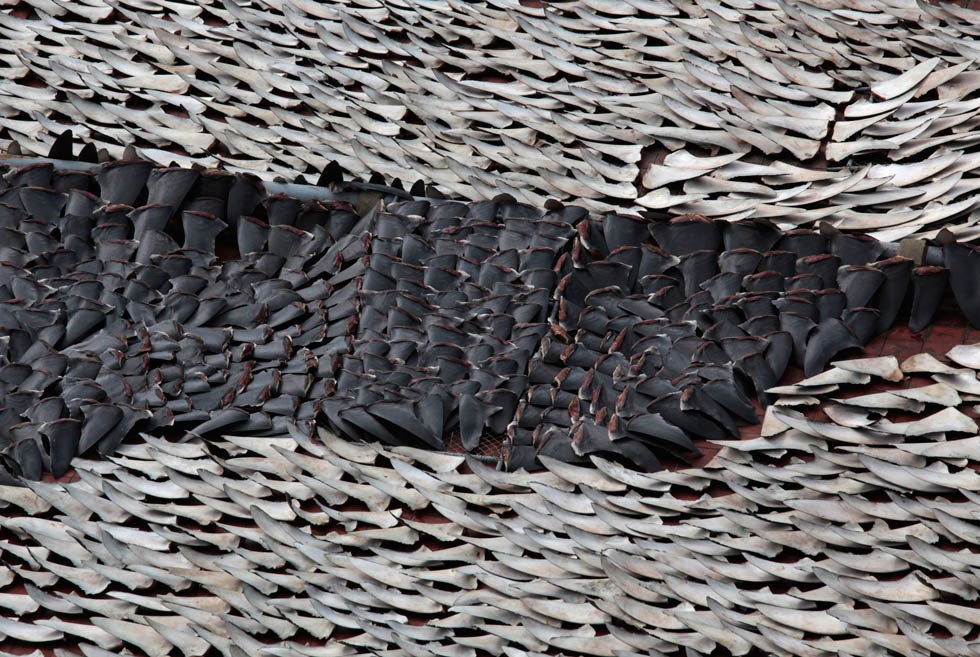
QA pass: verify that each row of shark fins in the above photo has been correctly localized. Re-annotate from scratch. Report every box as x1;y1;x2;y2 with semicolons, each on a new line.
319;199;967;472
0;140;411;480
0;143;976;478
3;0;980;242
505;215;933;471
0;352;977;656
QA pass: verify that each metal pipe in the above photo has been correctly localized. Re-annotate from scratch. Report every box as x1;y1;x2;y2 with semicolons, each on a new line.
0;155;101;172
0;155;416;204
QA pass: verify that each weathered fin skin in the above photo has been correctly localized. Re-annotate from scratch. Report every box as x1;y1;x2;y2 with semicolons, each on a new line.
369;401;445;451
796;253;840;289
5;437;43;481
180;211;227;254
718;248;763;276
146;168;200;210
653;215;722;257
723;219;781;252
843;307;880;344
41;418;80;478
836;265;885;309
678;250;720;297
95;160;154;207
734;351;778;407
20;186;67;223
78;405;124;454
804;319;862;377
944;243;980;328
758;250;796;278
130;204;174;241
830;231;884;266
909;266;949;333
760;329;792;382
779;311;816;368
703;377;758;425
814;288;847;322
777;230;827;258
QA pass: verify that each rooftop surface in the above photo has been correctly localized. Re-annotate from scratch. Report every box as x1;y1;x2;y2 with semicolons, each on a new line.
1;0;980;656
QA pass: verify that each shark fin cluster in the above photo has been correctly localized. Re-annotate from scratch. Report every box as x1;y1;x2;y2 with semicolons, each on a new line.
0;1;979;236
0;352;976;655
0;153;974;477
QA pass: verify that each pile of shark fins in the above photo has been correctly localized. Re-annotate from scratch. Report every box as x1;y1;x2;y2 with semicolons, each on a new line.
0;147;973;478
0;151;395;481
505;213;953;471
326;197;582;457
0;350;977;655
3;0;980;240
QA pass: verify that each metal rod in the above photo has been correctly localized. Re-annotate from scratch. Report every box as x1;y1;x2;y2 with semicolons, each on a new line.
0;155;402;204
